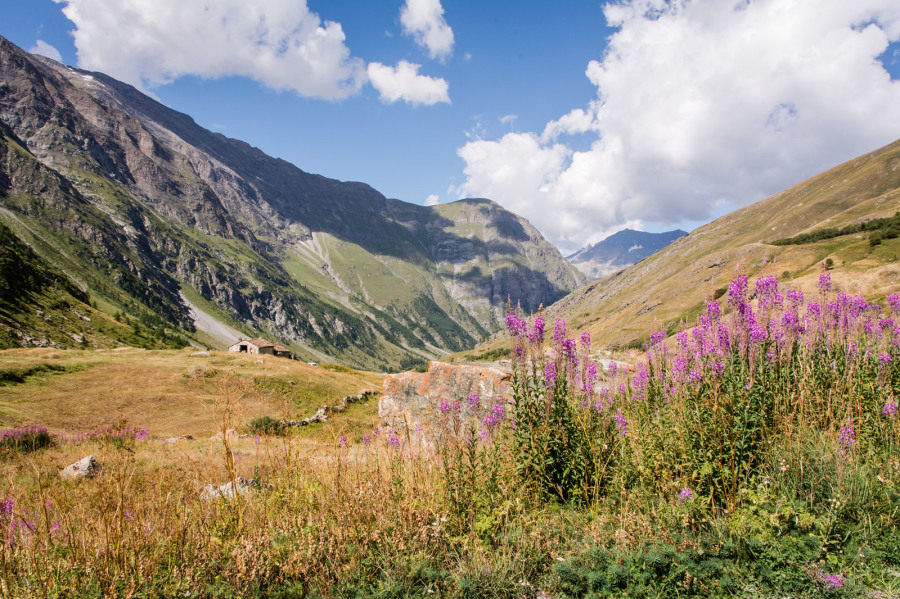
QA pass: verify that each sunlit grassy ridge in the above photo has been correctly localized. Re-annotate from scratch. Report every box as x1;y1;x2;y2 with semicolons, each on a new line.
543;137;900;353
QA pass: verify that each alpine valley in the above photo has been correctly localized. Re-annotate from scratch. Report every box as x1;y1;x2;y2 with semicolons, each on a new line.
0;37;583;369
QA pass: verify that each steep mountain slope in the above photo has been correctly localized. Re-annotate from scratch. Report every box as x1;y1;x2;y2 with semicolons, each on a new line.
551;137;900;349
568;229;687;279
0;37;583;368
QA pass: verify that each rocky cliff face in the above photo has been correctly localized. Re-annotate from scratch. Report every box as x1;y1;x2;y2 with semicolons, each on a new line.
0;37;583;367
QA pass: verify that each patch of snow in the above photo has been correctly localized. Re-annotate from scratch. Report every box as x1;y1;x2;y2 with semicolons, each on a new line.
627;244;643;252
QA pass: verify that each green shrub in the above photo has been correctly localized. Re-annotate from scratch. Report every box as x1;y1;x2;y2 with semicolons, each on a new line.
248;415;285;436
0;424;54;453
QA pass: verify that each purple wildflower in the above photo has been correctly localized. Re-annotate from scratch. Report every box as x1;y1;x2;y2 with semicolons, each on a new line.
819;272;832;292
544;362;557;388
338;435;347;446
883;402;898;417
838;420;856;451
824;573;845;589
468;393;480;409
706;299;721;321
362;434;371;445
388;435;401;447
1;497;12;519
889;294;900;314
529;316;546;345
615;412;628;438
553;318;566;343
562;338;578;363
678;487;694;502
650;331;666;346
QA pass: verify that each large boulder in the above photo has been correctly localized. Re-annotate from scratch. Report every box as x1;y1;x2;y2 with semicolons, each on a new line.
60;455;102;480
379;361;511;445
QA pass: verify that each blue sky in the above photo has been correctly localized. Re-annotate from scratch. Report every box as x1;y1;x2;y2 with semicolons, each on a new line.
3;0;900;253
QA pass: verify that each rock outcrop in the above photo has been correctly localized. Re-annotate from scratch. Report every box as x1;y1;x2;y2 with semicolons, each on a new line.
379;362;511;444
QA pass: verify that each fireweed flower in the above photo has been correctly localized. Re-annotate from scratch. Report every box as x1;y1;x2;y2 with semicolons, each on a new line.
338;435;347;446
678;487;693;502
839;420;856;451
706;299;721;321
819;272;832;292
650;331;666;346
608;361;618;376
468;393;480;409
879;352;891;367
553;318;566;343
388;435;401;447
883;402;898;417
889;294;900;314
562;338;578;363
529;316;546;345
583;363;598;395
362;434;371;445
544;362;557;388
1;497;12;519
615;412;628;438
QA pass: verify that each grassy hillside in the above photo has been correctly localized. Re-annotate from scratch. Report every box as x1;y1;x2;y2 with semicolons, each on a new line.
549;137;900;350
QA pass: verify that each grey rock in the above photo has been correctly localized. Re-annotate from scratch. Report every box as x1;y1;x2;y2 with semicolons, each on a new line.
60;455;101;480
200;476;258;501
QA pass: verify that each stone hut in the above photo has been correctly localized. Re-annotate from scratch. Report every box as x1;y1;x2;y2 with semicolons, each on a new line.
228;338;292;358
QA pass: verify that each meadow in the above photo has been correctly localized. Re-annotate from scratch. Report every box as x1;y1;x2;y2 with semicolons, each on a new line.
0;271;899;598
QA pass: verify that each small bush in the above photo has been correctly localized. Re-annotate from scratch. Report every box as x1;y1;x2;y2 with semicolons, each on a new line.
249;415;285;436
0;424;53;453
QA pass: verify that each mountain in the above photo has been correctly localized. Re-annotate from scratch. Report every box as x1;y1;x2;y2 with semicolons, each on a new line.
0;37;584;368
568;229;687;279
550;137;900;350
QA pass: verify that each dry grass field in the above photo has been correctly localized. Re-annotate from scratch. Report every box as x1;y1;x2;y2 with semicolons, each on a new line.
0;348;383;439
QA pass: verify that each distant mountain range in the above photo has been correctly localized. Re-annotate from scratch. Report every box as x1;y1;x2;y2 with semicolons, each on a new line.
0;36;583;369
568;229;687;279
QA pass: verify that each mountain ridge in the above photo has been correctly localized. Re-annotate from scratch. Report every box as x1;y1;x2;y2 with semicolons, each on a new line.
0;36;584;368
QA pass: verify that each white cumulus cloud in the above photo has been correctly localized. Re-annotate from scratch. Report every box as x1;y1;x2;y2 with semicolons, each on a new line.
53;0;366;99
29;40;63;62
367;60;450;106
456;0;900;252
424;194;440;206
400;0;454;61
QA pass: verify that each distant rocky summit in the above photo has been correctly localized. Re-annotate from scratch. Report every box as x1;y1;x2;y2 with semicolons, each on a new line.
568;229;687;279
